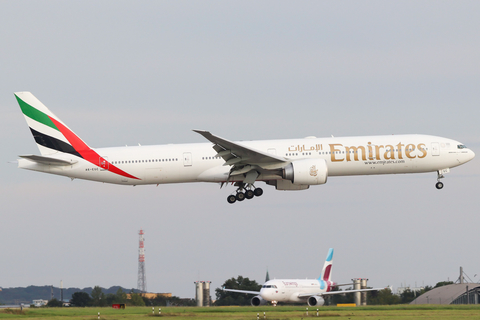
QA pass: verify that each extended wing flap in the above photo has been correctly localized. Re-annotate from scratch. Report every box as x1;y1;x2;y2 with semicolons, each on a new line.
19;154;78;166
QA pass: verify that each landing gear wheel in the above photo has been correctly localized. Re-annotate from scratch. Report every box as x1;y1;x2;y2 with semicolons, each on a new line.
435;181;444;189
236;192;246;201
253;188;263;197
245;190;254;199
227;195;237;204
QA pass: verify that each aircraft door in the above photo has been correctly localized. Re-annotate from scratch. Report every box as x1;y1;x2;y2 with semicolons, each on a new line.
431;143;440;156
183;152;192;167
99;156;109;171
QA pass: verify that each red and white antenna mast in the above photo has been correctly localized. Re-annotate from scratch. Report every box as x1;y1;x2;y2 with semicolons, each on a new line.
137;229;147;293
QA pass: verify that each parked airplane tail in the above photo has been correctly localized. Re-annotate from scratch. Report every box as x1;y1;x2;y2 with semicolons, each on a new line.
15;92;90;157
319;248;334;282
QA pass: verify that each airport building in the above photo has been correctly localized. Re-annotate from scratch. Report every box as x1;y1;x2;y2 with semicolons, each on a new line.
411;283;480;304
194;281;211;307
352;278;369;306
32;299;48;307
411;268;480;305
126;293;172;299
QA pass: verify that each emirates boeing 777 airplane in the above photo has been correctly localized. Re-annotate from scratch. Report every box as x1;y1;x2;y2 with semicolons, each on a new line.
14;92;475;203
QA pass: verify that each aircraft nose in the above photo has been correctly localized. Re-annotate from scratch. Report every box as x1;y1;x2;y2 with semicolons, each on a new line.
469;149;475;161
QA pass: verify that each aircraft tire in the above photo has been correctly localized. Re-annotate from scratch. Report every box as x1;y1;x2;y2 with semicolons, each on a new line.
254;188;263;197
435;182;444;189
236;192;246;201
227;195;237;204
245;190;254;199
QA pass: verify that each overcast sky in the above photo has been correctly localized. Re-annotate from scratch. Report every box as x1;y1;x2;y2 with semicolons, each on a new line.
1;1;479;299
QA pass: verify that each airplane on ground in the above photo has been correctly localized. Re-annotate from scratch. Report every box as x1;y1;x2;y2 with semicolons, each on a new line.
14;92;475;203
223;248;385;306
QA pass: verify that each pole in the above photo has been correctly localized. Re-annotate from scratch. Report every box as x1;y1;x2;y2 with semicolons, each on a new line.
60;280;63;307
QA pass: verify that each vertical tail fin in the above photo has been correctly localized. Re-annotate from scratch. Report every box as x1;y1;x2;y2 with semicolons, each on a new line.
15;92;89;157
15;92;140;180
319;248;334;282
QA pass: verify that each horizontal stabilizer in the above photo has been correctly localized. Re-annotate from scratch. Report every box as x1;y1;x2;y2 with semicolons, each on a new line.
19;155;78;166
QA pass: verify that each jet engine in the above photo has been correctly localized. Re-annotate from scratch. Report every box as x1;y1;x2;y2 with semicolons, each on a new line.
283;159;328;185
251;295;267;306
307;295;325;306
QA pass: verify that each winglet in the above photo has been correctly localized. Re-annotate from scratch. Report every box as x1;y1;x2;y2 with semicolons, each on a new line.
319;248;334;282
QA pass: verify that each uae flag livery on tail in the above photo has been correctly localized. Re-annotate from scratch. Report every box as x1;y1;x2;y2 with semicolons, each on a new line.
15;92;139;180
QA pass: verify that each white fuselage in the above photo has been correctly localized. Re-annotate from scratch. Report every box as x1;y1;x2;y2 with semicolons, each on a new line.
259;279;333;303
18;134;475;186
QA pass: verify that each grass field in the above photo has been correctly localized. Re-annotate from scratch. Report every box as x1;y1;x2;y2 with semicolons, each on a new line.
1;305;479;320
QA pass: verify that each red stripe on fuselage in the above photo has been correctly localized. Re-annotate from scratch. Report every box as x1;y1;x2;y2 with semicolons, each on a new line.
49;117;140;180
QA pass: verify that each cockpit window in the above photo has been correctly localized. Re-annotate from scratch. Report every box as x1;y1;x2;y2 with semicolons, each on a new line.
262;285;278;288
457;145;467;149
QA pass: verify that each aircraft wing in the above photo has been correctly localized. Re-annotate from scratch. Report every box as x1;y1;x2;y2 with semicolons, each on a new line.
193;130;286;167
223;288;260;295
298;287;386;298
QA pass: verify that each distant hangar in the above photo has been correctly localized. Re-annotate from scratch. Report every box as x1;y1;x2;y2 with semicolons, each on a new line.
411;283;480;305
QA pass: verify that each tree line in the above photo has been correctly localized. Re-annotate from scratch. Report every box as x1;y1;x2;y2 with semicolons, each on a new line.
47;286;195;307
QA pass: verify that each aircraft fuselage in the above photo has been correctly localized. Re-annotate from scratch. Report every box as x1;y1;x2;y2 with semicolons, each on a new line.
18;134;475;186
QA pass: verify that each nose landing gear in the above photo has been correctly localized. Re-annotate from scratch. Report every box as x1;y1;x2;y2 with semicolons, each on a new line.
435;170;445;189
227;183;263;204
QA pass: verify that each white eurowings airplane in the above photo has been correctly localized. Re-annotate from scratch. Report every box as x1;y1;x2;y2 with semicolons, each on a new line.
14;92;475;204
223;248;384;306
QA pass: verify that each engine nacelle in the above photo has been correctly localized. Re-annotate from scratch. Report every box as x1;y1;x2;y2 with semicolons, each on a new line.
251;295;267;306
307;295;325;306
283;159;328;185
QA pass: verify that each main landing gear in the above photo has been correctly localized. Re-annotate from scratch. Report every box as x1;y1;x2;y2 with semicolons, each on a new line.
435;170;444;190
227;184;263;204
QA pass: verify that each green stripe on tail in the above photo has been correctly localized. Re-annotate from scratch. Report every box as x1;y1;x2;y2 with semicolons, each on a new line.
15;94;59;131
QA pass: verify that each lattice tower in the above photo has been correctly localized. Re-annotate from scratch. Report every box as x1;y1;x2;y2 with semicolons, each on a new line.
137;229;147;293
